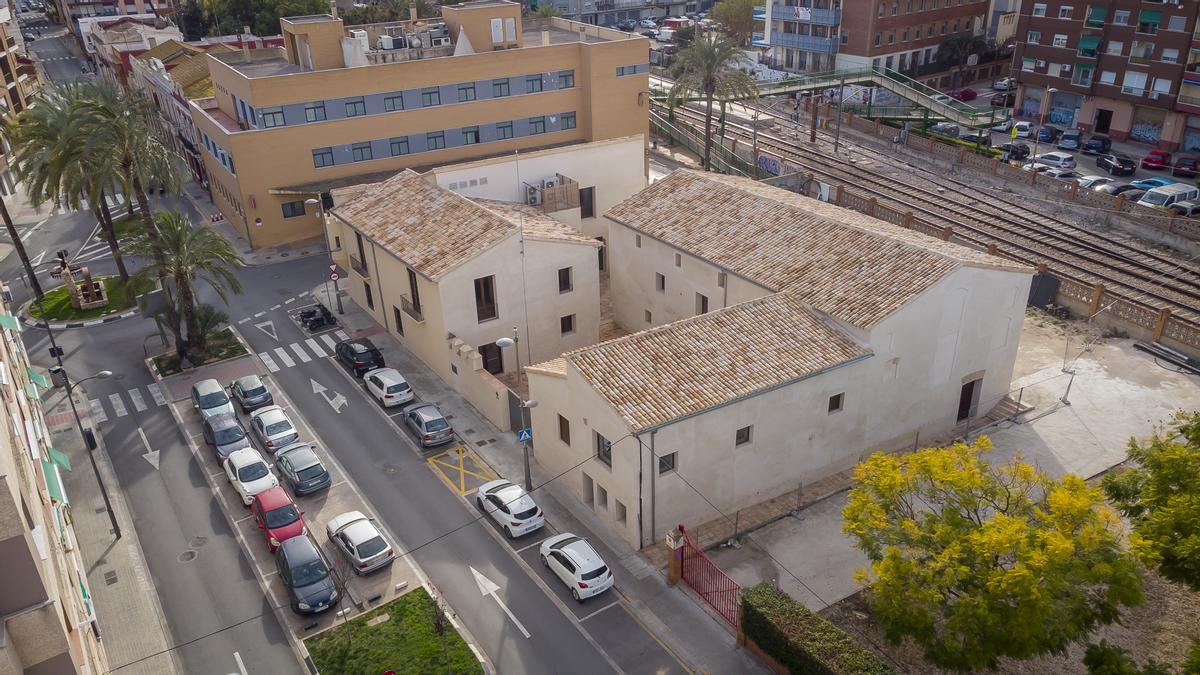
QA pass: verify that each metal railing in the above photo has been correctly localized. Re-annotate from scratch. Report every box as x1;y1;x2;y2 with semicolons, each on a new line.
770;4;841;24
399;294;423;322
349;254;369;277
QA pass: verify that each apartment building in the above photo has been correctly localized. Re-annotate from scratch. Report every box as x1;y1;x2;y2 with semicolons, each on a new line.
0;301;109;674
1013;0;1199;148
757;0;842;72
57;0;175;39
86;16;182;85
538;0;695;26
188;0;650;249
0;4;36;198
1173;14;1200;152
526;170;1032;549
839;0;988;72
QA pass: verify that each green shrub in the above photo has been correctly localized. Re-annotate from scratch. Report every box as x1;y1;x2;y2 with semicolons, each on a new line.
741;583;891;675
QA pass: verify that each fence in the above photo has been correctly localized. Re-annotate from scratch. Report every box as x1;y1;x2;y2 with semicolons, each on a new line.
679;524;742;626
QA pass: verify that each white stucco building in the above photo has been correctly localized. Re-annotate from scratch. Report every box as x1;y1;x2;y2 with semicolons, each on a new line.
526;170;1034;549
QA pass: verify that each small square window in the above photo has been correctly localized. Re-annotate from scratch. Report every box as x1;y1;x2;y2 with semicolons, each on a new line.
463;126;480;145
595;431;612;466
1113;9;1129;24
527;75;544;93
635;234;642;248
735;425;753;446
655;272;665;292
558;267;572;293
559;70;575;88
696;293;709;314
644;309;652;323
717;271;727;287
828;393;844;413
351;142;373;162
312;147;334;168
281;201;305;218
427;132;445;150
421;88;441;107
560;112;576;130
674;252;681;267
384;95;404;112
390;137;409;156
458;83;476;102
304;102;326;122
345;98;366;117
658;452;676;475
560;314;575;335
497;122;514;139
529;116;546;134
261;107;285;128
558;415;571;445
493;79;510;97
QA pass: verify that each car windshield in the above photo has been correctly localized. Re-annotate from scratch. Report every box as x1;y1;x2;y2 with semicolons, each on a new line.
199;391;229;408
297;464;326;481
291;559;329;586
265;504;300;528
513;505;539;520
243;385;268;398
386;382;410;394
581;565;609;581
1142;191;1172;205
425;418;449;432
214;426;245;444
356;536;389;559
265;421;293;436
238;462;269;482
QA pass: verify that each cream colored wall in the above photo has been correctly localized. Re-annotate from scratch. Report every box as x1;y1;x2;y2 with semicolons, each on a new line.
442;2;523;51
446;337;513;432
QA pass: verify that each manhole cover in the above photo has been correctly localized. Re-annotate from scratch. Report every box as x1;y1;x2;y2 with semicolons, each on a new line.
104;571;118;585
178;550;197;563
383;464;400;475
478;440;489;446
189;536;208;548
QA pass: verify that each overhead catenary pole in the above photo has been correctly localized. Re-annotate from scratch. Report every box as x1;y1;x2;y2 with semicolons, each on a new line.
833;75;847;154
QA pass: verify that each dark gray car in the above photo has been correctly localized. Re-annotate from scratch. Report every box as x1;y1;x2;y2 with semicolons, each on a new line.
276;536;339;615
275;442;332;496
401;402;455;447
230;375;273;413
202;413;250;460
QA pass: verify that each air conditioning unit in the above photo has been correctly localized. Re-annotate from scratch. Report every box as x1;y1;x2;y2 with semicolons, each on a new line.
1061;64;1072;72
431;36;451;46
1149;91;1160;100
543;177;559;189
377;35;396;50
349;29;367;40
526;185;543;206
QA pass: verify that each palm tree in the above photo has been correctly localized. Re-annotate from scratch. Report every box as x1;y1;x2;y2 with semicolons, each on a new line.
667;34;758;171
126;210;243;359
532;3;560;17
935;34;991;88
0;195;42;299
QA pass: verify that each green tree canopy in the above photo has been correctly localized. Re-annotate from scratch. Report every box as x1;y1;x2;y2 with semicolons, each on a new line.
843;437;1145;672
1082;641;1171;675
667;33;757;170
710;0;758;47
1103;412;1200;592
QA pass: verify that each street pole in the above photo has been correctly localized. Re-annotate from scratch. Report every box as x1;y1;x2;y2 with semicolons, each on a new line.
833;76;846;154
308;196;343;314
520;404;532;492
63;371;121;539
809;92;818;144
751;105;760;179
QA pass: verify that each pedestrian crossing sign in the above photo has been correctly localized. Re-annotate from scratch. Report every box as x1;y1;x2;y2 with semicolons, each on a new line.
517;428;532;443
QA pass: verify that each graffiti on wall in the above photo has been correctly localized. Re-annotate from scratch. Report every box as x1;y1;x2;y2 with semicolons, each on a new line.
1130;120;1163;143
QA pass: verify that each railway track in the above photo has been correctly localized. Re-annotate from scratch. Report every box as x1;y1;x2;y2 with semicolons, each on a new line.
657;102;1200;325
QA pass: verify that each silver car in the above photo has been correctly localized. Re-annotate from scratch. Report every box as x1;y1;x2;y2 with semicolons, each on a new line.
202;413;250;460
191;378;235;420
400;402;454;447
249;405;299;454
230;374;273;413
326;511;394;574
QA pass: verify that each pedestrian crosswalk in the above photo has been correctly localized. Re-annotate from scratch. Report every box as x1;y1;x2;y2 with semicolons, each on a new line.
73;239;114;265
89;383;168;424
258;330;350;373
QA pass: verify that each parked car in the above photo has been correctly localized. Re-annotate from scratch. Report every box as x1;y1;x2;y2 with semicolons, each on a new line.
1031;151;1076;168
1096;153;1137;176
1036;125;1062;142
252;486;307;552
276;536;339;614
640;29;658;38
950;88;977;101
335;338;385;377
1056;130;1083;151
1119;188;1147;202
1022;162;1054;173
363;367;414;407
1082;134;1112;155
993;77;1016;91
995;142;1030;160
22;31;35;41
1012;121;1033;138
229;374;273;413
477;479;546;538
990;92;1015;107
1044;168;1082;182
202;413;250;460
1076;175;1114;190
400;402;455;447
929;121;960;137
223;447;278;506
1142;149;1173;169
191;379;235;420
930;93;953;105
1096;182;1143;196
327;511;395;574
991;118;1015;132
638;18;656;28
615;18;637;31
1168;200;1200;217
249;405;299;453
540;533;614;602
1137;183;1200;209
1130;176;1179;190
274;442;332;496
1173;156;1200;177
959;130;989;145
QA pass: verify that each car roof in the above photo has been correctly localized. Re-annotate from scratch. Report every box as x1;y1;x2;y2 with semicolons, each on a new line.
234;374;263;388
366;368;406;383
254;486;293;509
193;379;223;395
228;447;264;466
279;534;320;562
342;518;382;546
205;413;240;430
1146;183;1196;194
343;338;378;353
554;536;604;571
279;444;321;469
404;402;443;419
252;405;288;423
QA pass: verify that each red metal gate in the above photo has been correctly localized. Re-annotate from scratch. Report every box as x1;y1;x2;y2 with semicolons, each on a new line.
678;524;742;626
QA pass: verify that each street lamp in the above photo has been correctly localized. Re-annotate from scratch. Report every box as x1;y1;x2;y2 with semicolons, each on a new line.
496;332;534;491
306;197;343;315
1034;87;1059;158
56;368;120;539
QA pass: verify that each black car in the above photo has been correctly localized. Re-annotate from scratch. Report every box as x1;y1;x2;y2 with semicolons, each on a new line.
989;92;1015;107
335;338;385;377
1082;134;1112;155
1096;153;1137;176
615;18;637;31
202;413;249;460
229;374;273;413
995;142;1030;160
274;442;332;496
276;536;339;614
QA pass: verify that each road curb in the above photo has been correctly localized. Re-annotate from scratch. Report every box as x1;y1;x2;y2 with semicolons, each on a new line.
20;302;139;330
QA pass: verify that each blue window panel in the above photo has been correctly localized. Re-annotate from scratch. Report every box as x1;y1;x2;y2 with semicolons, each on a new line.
370;139;391;160
332;145;354;165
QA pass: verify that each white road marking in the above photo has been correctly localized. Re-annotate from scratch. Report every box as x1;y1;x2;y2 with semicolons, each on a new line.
137;427;160;470
127;388;147;412
335;329;351;341
237;318;250;325
299;291;310;297
577;600;621;623
20;217;48;241
258;352;280;372
514;540;544;554
284;297;296;304
304;338;328;357
108;393;127;417
89;399;107;423
234;514;255;524
273;347;296;368
147;383;167;406
270;304;281;311
310;379;347;413
233;651;248;675
470;566;531;638
254;320;278;341
31;249;46;266
253;311;264;318
289;342;311;363
320;333;338;351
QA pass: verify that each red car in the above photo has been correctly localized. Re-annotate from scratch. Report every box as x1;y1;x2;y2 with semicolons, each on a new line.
252;487;306;552
950;88;978;101
1172;155;1200;177
1142;149;1173;169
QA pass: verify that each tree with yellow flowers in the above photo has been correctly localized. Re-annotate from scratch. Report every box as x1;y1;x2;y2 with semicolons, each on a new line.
842;437;1145;672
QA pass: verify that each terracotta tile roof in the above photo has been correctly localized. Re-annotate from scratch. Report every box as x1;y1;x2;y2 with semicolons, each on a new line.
564;293;870;431
474;200;600;247
172;45;233;99
135;39;196;64
606;170;1029;328
526;357;566;377
330;170;518;280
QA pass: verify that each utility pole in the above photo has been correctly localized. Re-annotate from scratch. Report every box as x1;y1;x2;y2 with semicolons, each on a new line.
809;92;818;144
833;76;847;154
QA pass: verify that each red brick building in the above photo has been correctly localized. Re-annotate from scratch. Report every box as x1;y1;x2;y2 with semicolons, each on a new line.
838;0;988;73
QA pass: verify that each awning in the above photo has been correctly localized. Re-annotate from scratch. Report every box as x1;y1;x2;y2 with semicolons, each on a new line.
41;458;67;504
0;313;22;331
1087;5;1107;21
1078;35;1101;50
1139;9;1162;24
27;367;50;389
48;447;71;471
1076;63;1095;72
25;383;41;399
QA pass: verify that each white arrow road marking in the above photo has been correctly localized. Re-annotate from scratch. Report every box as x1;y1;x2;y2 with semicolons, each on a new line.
304;338;327;358
328;392;347;412
258;352;279;373
310;379;348;413
31;249;46;266
255;320;278;341
89;398;107;423
288;342;311;363
320;334;338;351
233;651;248;675
273;347;295;368
108;393;127;417
20;218;48;242
138;426;160;470
147;383;166;406
470;566;530;638
127;388;147;412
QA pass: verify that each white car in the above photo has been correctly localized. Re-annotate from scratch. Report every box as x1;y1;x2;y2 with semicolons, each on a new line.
930;93;953;104
363;367;415;407
1022;162;1053;173
224;447;278;506
540;533;614;602
1013;121;1033;138
1044;168;1082;182
991;119;1015;132
638;18;656;28
326;511;395;574
476;479;545;538
249;405;299;453
1076;175;1114;190
1031;151;1076;169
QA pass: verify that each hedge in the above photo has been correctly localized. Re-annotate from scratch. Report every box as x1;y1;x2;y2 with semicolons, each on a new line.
741;583;892;675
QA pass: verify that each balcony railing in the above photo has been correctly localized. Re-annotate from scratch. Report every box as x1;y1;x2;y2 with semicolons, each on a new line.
768;31;837;53
770;5;840;25
349;254;369;277
399;294;423;323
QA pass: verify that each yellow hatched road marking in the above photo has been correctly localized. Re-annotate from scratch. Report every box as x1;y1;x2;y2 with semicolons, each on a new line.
426;446;497;496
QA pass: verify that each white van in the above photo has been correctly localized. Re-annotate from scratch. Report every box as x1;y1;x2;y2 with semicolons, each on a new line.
1012;121;1033;138
656;28;674;41
1137;183;1200;209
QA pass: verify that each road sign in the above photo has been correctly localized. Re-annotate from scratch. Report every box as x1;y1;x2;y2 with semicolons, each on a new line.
517;428;532;443
330;263;337;271
329;271;340;281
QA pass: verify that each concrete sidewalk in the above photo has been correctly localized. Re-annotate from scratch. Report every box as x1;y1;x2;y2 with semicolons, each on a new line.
311;284;766;675
181;181;326;266
43;388;179;675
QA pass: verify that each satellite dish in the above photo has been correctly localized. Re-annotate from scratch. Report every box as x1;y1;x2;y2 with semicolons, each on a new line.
410;36;424;48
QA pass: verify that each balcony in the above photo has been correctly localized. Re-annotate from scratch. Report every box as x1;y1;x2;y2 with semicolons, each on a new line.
349;254;369;278
770;5;840;25
399;294;423;323
768;31;837;53
1177;91;1200;113
753;32;768;47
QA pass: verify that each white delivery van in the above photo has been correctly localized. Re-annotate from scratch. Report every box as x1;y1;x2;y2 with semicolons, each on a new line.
1137;183;1200;209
